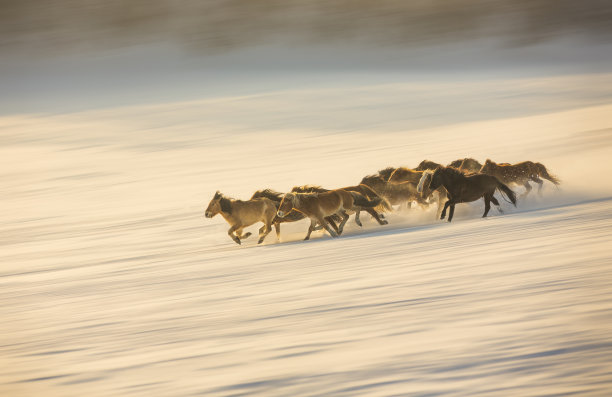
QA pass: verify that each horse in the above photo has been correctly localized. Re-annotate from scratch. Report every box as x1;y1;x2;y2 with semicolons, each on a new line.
417;166;517;222
414;160;443;171
360;174;416;209
377;166;398;181
448;158;483;173
388;167;448;217
276;190;381;240
293;184;389;228
205;191;276;245
251;188;308;239
479;159;560;197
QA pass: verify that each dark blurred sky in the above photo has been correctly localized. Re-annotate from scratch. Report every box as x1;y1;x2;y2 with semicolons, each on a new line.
1;1;611;114
2;0;612;57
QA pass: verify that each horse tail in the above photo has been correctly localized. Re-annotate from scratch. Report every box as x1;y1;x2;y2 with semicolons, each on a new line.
357;184;392;212
495;179;517;207
535;162;560;185
350;192;382;208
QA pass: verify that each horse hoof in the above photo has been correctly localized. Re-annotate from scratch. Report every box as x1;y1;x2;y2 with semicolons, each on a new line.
243;232;252;239
382;220;388;225
257;239;264;244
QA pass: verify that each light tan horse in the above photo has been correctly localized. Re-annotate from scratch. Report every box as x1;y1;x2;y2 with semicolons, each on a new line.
292;184;390;227
276;190;381;240
205;191;277;245
479;159;560;197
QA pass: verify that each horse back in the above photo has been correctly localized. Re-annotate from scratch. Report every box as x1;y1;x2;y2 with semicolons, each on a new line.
234;198;276;225
316;190;352;216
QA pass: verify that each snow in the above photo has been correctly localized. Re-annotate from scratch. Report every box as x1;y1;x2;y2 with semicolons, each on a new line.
1;74;612;396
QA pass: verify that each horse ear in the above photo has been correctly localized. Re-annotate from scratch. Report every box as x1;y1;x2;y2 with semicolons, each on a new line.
214;190;221;199
485;159;491;164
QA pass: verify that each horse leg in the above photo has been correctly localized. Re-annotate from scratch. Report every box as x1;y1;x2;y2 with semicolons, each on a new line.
440;200;451;220
338;211;350;235
532;176;544;195
304;218;316;241
228;225;241;245
257;223;272;244
327;217;340;235
436;190;448;219
482;195;491;218
354;210;363;227
274;222;281;240
318;216;338;238
448;203;456;222
236;227;251;240
522;181;532;198
366;207;388;225
490;195;503;213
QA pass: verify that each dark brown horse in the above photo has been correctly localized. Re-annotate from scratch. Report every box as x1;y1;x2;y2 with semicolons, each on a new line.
205;191;276;244
418;167;517;222
479;159;560;197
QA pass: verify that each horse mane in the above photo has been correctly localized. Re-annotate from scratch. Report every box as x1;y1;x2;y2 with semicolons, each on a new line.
251;188;283;202
449;157;483;172
377;166;397;181
447;159;464;168
360;174;384;185
440;166;469;180
291;185;328;193
415;160;442;171
417;170;433;193
214;191;234;214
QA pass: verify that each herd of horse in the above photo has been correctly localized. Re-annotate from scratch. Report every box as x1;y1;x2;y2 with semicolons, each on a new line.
204;158;560;245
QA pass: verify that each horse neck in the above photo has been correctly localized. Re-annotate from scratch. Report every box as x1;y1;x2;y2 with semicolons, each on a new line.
219;196;235;216
439;170;462;192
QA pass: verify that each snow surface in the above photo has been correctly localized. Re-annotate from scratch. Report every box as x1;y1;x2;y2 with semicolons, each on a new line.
1;75;612;396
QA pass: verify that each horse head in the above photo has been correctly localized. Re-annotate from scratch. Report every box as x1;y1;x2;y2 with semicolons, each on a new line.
277;193;295;218
205;191;232;217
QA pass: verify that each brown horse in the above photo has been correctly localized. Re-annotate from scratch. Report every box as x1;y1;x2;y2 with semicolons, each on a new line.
205;191;276;244
360;174;416;209
377;166;398;181
414;160;443;171
388;167;448;216
479;159;560;196
448;158;483;173
418;167;517;222
293;184;388;227
276;190;381;240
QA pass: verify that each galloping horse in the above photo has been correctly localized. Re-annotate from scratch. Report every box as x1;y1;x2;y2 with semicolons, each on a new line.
448;158;483;174
479;159;560;197
418;167;517;222
205;191;276;245
388;167;448;217
414;160;443;171
293;184;389;227
276;190;381;240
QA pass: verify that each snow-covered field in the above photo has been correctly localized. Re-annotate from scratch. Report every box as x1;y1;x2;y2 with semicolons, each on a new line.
2;74;612;396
